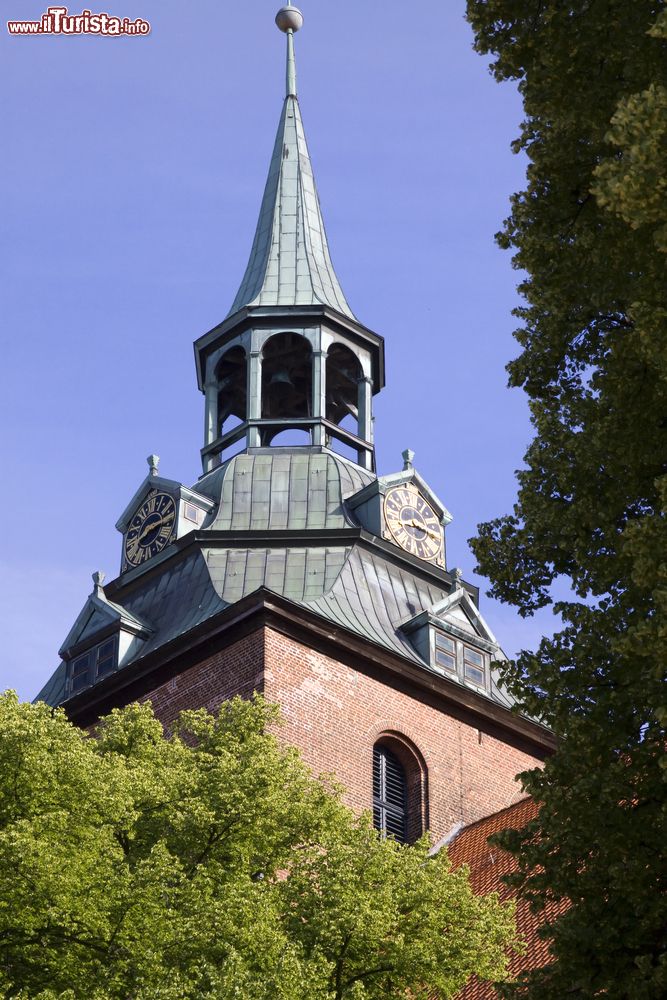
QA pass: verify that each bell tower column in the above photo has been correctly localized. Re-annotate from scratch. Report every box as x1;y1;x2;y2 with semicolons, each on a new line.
247;347;263;448
203;380;219;472
357;375;373;470
312;348;327;447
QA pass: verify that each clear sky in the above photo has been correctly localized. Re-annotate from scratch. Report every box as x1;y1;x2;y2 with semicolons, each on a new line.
1;0;559;701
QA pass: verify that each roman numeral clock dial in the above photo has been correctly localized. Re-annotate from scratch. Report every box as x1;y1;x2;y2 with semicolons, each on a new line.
124;491;176;568
383;486;442;562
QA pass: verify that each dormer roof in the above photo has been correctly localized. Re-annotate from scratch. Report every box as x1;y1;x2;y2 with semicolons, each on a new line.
58;575;152;660
401;585;499;648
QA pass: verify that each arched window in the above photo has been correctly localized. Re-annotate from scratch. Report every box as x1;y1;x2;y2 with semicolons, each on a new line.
373;744;407;842
372;734;428;843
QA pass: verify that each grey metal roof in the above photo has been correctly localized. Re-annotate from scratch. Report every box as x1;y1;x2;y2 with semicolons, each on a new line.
205;546;350;604
303;549;513;709
304;546;448;663
227;95;356;320
37;449;515;716
197;449;375;531
119;550;225;658
34;662;67;707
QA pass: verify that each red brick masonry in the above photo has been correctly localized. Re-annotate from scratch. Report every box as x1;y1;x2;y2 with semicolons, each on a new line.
140;628;265;725
142;625;546;840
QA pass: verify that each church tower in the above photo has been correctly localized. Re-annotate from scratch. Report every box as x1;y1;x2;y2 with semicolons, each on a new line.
37;6;554;844
197;5;379;476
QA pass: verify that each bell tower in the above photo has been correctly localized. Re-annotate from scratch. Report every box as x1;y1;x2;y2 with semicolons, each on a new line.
195;4;384;473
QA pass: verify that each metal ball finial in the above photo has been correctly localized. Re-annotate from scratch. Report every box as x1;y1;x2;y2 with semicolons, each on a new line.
275;5;303;33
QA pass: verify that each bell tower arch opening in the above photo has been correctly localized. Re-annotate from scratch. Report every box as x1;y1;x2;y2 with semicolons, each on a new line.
326;342;362;437
261;332;313;444
215;346;247;440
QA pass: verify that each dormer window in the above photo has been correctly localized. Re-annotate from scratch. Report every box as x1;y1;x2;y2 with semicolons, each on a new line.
399;576;501;701
432;629;489;692
69;637;118;695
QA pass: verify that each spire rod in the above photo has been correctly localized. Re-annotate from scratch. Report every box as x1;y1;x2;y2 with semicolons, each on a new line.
275;4;303;98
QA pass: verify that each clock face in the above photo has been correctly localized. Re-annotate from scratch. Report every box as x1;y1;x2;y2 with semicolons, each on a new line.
383;486;442;562
124;491;176;568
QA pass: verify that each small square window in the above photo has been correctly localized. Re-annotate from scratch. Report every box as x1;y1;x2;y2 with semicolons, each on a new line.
184;503;200;523
434;648;456;671
435;633;455;653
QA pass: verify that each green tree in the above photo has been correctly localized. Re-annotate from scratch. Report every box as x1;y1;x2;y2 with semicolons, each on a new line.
465;2;667;998
0;692;514;999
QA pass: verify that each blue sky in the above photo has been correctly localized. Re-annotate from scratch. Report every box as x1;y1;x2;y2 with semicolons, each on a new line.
1;1;560;700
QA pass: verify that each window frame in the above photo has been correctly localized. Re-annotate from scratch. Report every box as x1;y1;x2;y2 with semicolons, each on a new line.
70;651;93;693
463;644;485;687
433;631;456;673
95;637;117;679
430;628;490;692
68;636;118;695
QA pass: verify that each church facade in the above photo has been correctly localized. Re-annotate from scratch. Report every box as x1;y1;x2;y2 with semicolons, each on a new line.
37;6;554;852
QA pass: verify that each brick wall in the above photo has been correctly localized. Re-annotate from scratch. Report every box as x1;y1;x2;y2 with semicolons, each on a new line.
140;629;264;729
263;628;544;841
139;625;544;842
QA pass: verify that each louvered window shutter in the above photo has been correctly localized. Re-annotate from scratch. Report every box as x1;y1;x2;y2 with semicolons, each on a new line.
373;745;407;843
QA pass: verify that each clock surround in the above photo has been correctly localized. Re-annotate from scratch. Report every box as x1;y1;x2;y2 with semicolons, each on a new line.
124;490;176;568
383;485;443;563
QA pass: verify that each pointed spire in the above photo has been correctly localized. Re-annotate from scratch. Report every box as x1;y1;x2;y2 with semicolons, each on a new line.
227;6;356;321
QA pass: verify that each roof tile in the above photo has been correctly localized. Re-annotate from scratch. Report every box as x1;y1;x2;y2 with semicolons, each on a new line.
448;798;566;1000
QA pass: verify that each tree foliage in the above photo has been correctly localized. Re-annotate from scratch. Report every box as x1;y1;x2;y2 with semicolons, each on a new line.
465;2;667;997
0;692;514;999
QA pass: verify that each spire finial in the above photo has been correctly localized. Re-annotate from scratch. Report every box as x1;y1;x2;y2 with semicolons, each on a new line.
147;454;160;477
275;4;303;98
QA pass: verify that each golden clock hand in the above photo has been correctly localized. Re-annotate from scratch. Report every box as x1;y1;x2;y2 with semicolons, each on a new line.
406;519;440;540
139;515;165;541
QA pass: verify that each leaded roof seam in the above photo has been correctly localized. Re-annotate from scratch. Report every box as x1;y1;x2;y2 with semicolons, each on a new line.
346;552;412;656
